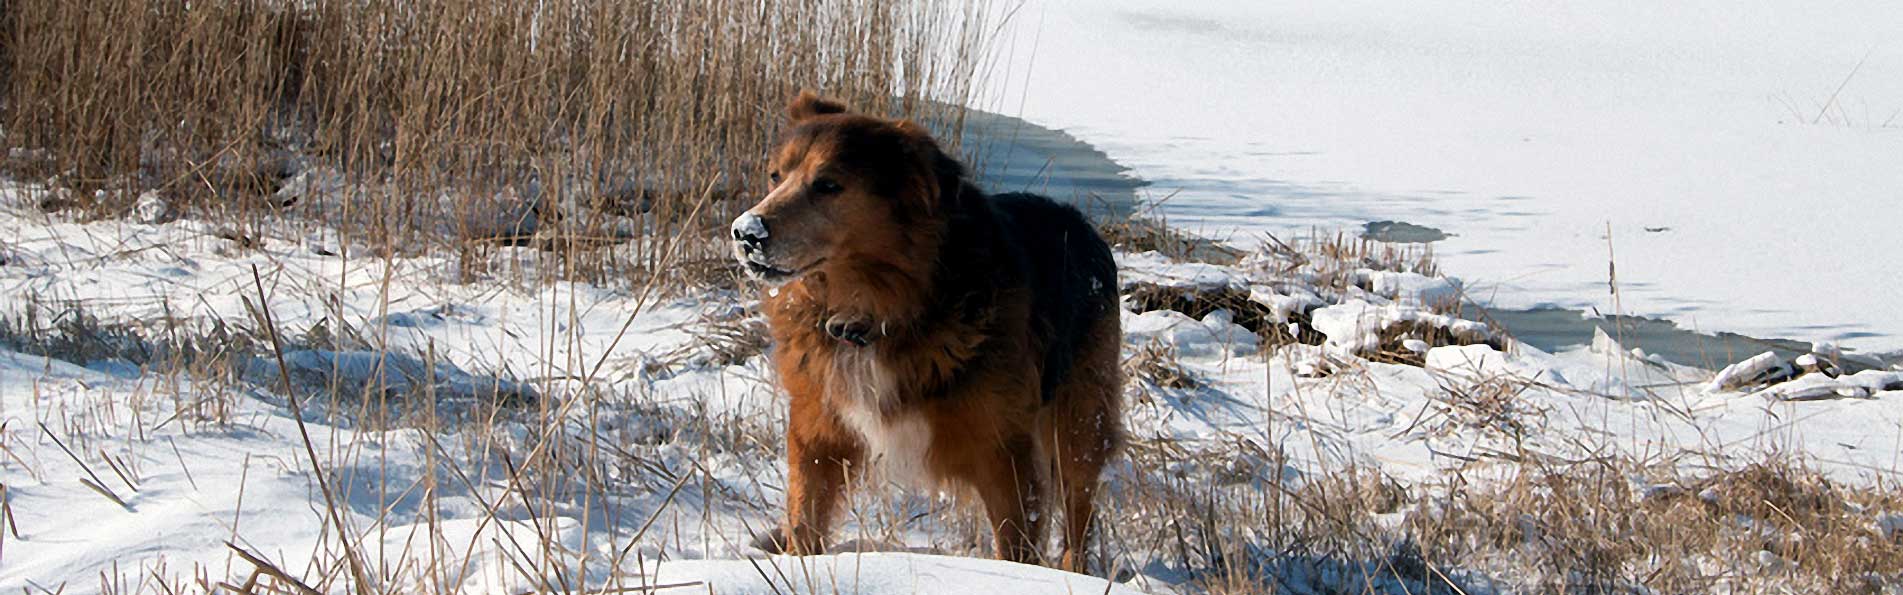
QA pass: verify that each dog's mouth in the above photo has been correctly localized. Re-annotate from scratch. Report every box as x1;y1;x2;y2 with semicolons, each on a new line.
742;258;824;283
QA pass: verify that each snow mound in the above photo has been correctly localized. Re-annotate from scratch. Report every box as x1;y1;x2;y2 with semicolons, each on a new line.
1424;344;1563;385
1842;369;1903;394
1754;373;1869;401
1124;309;1258;356
646;552;1150;595
1308;299;1490;358
1361;270;1461;307
1246;285;1325;324
1706;351;1794;393
1116;251;1248;291
1750;370;1903;402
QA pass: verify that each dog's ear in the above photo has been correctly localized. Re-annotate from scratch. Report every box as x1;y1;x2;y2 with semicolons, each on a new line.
891;119;933;141
891;119;962;214
787;90;848;122
893;119;959;172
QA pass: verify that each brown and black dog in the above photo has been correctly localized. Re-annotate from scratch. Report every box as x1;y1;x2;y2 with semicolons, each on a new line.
730;91;1124;572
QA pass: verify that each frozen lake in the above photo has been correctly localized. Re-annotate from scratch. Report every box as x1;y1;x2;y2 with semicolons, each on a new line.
963;108;1889;370
978;0;1903;359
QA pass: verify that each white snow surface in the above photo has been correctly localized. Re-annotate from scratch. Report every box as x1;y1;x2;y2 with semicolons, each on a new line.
4;189;1903;593
647;553;1148;595
990;0;1903;354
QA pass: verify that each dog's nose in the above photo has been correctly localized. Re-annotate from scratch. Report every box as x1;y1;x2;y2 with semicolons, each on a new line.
731;212;769;253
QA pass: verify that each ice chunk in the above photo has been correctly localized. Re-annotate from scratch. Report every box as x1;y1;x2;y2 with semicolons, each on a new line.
1841;369;1903;394
1589;326;1621;355
1705;351;1791;392
134;191;172;224
1758;373;1865;401
1364;270;1461;307
1811;341;1842;359
1876;513;1903;542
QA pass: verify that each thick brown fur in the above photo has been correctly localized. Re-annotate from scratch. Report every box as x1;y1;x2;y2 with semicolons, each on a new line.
730;91;1124;572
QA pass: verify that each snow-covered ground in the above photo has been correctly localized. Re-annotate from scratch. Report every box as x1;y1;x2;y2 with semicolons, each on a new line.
987;0;1903;356
5;184;1900;593
0;188;1142;594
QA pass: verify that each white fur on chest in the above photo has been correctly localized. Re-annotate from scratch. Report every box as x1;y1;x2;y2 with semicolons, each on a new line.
827;349;933;484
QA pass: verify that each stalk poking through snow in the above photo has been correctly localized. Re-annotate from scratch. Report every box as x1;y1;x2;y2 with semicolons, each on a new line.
248;265;375;595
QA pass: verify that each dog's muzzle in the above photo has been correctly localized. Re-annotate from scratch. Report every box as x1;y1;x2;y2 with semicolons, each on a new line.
731;212;795;280
731;212;769;256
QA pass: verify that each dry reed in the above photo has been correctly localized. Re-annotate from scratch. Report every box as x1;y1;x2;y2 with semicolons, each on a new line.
2;0;996;290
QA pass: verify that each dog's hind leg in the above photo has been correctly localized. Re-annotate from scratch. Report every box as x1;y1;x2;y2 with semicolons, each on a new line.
1041;314;1125;574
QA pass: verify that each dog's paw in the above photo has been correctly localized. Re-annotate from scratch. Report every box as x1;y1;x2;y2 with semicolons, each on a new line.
824;314;875;346
751;525;825;555
751;527;791;554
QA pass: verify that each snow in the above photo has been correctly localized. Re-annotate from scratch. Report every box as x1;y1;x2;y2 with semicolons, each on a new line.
242;348;540;404
1115;251;1246;291
990;0;1903;354
1362;270;1460;308
5;177;1903;591
646;553;1149;595
1753;368;1903;401
1844;369;1903;393
1308;299;1491;358
1795;353;1820;369
1757;372;1867;401
1309;300;1388;357
0;192;1172;594
1124;309;1258;357
133;191;172;224
1423;344;1562;385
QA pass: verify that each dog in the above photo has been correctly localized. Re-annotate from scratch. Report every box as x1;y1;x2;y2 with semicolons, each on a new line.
731;91;1124;572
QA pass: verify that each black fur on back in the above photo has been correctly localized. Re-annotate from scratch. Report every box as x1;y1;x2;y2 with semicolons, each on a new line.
989;192;1119;401
927;175;1118;402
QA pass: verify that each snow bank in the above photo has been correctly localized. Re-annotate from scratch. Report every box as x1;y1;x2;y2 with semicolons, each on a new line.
647;553;1150;595
1124;309;1257;357
1117;250;1248;291
1308;299;1490;358
1424;344;1563;385
1756;373;1868;401
1362;270;1461;307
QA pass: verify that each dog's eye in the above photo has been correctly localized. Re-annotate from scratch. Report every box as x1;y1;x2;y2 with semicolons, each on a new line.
768;171;782;185
811;178;842;194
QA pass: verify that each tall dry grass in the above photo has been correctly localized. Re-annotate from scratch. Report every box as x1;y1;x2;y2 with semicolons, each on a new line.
1;0;996;288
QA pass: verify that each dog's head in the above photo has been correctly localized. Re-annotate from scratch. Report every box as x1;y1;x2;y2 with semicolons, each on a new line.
731;92;949;285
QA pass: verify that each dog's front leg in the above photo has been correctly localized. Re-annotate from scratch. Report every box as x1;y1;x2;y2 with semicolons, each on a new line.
759;390;863;555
